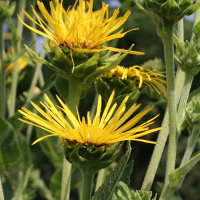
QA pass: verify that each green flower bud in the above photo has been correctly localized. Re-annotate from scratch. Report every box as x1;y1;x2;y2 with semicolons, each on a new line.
60;139;121;175
185;99;200;131
0;1;16;21
135;0;200;33
25;42;131;99
175;38;200;76
131;190;157;200
95;65;166;108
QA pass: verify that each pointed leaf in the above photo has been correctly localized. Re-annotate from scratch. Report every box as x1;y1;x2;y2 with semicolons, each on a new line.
0;116;21;174
92;141;131;200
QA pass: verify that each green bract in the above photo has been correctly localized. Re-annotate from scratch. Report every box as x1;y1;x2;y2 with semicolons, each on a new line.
95;75;140;110
0;1;15;22
25;41;132;99
60;139;121;175
185;99;200;131
174;34;200;75
135;0;200;34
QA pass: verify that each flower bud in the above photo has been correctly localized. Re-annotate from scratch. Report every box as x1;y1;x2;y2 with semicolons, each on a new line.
175;39;200;76
60;139;121;175
185;99;200;131
0;1;15;21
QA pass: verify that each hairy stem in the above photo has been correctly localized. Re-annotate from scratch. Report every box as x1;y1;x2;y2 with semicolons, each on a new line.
177;73;193;135
162;22;177;187
81;171;94;200
180;128;200;166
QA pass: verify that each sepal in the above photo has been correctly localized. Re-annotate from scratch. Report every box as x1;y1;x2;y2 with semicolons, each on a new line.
185;99;200;132
95;76;140;110
60;139;122;175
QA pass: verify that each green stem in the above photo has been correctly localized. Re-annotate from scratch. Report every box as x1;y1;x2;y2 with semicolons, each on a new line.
0;22;5;119
142;22;180;191
141;69;185;191
0;177;4;200
95;168;107;191
160;184;177;200
9;0;26;117
180;128;200;166
81;171;94;200
162;22;177;186
177;19;184;42
60;155;72;200
60;77;82;200
177;73;193;135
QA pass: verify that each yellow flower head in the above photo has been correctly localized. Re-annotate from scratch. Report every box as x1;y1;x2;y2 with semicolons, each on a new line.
18;0;144;55
18;91;161;146
0;46;28;72
109;65;167;98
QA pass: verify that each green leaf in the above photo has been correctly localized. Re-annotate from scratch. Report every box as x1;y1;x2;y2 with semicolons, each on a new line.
120;161;134;185
55;74;69;100
24;44;49;65
30;169;54;200
92;141;131;200
187;87;200;103
115;181;132;200
12;165;33;200
36;128;63;168
135;0;164;27
0;116;21;174
169;149;200;187
174;2;200;21
193;21;200;39
18;134;32;169
95;77;112;101
50;169;62;199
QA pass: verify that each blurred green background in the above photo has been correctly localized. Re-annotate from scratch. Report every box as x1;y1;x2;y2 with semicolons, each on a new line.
3;0;200;199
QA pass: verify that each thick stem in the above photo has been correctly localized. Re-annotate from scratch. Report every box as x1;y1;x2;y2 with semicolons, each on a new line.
0;177;4;200
141;68;185;191
60;155;72;200
180;128;200;166
81;171;94;200
160;185;177;200
0;22;5;119
60;77;82;200
162;22;177;186
177;73;193;135
9;0;26;117
142;22;178;191
95;168;107;191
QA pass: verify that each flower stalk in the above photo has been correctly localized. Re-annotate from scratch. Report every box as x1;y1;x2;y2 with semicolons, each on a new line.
180;128;200;166
0;177;4;200
81;171;94;200
177;73;194;135
162;22;177;187
141;65;185;191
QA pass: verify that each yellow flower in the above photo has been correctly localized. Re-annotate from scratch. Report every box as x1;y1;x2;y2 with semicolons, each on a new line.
18;91;161;146
0;46;28;72
18;0;144;55
109;65;167;98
